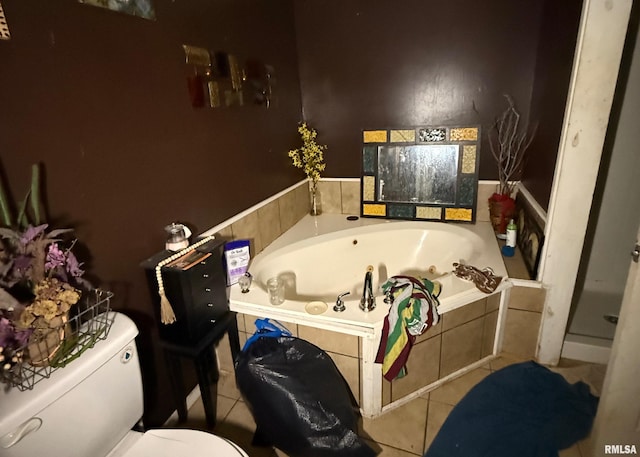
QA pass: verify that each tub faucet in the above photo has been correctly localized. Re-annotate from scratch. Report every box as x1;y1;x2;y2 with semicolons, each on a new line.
360;265;376;312
334;292;350;312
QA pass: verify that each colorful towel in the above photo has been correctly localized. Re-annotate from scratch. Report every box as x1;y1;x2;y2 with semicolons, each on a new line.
375;276;441;381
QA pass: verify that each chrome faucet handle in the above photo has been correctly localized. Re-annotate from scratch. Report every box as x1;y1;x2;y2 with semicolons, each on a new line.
334;291;350;312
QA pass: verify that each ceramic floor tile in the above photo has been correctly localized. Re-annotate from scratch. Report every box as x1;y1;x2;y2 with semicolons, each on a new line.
360;396;428;454
423;400;454;452
559;442;583;457
363;438;421;457
548;361;606;397
214;400;274;457
489;352;530;371
181;394;238;430
429;366;491;406
217;367;242;400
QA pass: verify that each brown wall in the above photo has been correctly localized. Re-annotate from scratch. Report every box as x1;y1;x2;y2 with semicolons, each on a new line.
0;0;302;425
294;0;544;180
524;0;583;211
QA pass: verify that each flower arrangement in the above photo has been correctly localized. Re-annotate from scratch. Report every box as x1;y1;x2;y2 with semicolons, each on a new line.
0;224;89;372
288;123;327;189
0;164;90;377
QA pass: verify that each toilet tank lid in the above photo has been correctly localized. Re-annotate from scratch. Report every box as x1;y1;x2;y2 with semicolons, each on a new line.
0;312;139;438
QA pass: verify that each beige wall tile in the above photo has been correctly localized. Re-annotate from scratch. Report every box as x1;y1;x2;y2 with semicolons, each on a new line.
424;400;454;452
231;211;262;255
242;313;255;333
317;180;342;214
476;182;498;223
391;334;441;401
442;298;486;331
440;318;484;377
277;189;299;233
481;310;499;358
502;309;541;358
328;352;360;404
486;293;501;312
382;376;391;407
415;319;442;343
341;181;361;215
216;333;234;372
508;286;545;312
240;314;297;336
215;225;234;241
429;366;490;406
257;199;282;248
297;324;359;357
360;396;429;454
290;183;310;220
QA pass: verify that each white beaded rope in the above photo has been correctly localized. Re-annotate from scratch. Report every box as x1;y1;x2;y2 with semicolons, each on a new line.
155;235;216;324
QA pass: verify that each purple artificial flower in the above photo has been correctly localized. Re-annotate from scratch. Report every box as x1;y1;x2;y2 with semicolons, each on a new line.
19;224;48;245
45;243;66;271
0;316;12;347
65;251;84;278
14;327;32;346
12;255;32;273
0;315;32;349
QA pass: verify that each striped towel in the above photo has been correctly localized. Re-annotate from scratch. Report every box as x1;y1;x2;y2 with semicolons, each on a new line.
375;276;441;381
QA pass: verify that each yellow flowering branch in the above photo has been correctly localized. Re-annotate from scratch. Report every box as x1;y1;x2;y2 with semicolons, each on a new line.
288;123;327;188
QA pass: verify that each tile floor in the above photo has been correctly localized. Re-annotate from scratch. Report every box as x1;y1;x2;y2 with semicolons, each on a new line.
178;352;605;457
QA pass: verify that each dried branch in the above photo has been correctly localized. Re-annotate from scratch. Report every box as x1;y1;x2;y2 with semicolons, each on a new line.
489;95;537;196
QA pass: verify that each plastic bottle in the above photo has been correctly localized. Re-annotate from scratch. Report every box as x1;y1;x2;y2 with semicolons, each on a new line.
506;219;517;248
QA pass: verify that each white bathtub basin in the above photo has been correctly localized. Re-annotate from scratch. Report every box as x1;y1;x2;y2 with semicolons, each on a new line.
230;214;509;336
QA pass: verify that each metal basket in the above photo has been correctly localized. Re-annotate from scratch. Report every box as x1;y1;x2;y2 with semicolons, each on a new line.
1;289;115;391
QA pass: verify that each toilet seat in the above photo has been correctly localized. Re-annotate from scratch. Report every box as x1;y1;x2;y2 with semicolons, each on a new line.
116;429;248;457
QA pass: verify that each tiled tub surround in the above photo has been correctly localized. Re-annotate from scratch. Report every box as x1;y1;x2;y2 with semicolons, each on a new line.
228;214;511;417
198;178;543;418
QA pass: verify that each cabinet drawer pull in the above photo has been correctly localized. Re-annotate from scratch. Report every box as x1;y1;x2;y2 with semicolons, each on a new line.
205;288;211;292
207;303;214;307
210;319;216;323
202;274;209;278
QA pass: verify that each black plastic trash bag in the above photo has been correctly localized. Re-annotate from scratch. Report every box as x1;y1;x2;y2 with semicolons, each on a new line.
235;319;376;457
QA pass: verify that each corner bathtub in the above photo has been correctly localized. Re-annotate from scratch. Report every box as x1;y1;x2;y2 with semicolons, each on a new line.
229;214;511;417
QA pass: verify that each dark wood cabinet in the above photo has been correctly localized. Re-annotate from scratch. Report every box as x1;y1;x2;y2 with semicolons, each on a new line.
141;238;229;345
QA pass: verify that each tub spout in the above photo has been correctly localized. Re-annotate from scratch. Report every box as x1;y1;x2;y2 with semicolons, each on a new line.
360;265;376;312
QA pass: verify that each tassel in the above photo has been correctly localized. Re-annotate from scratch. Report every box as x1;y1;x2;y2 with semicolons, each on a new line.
154;235;215;326
159;288;176;324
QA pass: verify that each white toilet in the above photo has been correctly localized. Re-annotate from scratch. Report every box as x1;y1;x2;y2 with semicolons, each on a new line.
0;312;248;457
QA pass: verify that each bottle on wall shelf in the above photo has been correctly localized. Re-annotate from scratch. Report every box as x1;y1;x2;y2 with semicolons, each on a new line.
506;219;517;248
501;219;517;257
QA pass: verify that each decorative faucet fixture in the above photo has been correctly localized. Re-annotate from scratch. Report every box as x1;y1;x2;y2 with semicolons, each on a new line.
334;292;350;312
360;265;376;312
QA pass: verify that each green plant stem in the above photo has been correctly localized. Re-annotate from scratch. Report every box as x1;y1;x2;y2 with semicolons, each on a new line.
0;175;13;227
29;163;44;226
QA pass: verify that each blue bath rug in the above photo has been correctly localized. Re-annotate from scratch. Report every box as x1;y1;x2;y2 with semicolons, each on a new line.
424;361;599;457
